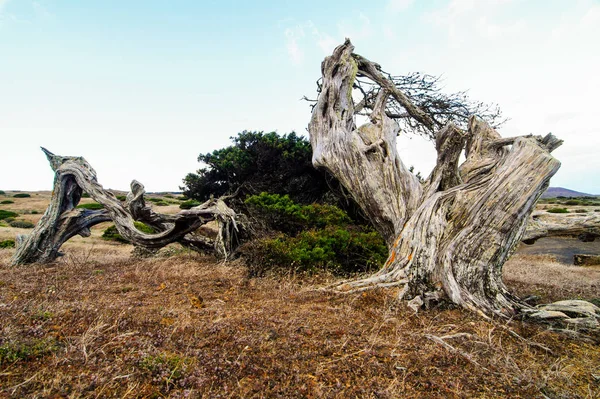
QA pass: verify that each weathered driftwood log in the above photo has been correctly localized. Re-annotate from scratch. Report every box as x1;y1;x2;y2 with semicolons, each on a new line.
524;210;600;243
308;40;599;330
11;148;239;266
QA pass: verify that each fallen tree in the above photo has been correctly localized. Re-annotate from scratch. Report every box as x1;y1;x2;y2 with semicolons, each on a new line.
308;40;599;330
524;210;600;243
11;148;240;266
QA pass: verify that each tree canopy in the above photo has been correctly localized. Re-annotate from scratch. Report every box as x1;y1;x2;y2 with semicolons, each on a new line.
181;131;331;205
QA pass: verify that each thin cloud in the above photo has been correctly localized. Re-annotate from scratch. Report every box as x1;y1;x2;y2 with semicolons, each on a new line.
284;26;305;65
387;0;414;13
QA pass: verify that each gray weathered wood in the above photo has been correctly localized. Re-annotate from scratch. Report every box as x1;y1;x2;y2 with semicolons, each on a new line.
309;40;599;330
11;148;239;266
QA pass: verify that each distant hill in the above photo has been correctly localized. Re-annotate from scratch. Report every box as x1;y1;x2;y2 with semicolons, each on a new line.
541;187;598;198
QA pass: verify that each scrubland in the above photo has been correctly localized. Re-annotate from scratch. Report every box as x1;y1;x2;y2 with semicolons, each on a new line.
0;192;599;398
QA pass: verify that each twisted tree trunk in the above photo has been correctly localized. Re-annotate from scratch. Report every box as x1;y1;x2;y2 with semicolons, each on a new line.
11;148;239;266
309;40;599;329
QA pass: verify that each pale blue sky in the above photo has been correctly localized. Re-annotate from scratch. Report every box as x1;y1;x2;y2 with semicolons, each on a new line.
1;0;599;193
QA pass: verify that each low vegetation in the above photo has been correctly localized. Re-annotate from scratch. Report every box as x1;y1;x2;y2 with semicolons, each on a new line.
179;199;201;209
102;222;156;243
0;210;18;220
13;193;31;198
0;249;598;398
9;220;35;229
0;200;14;205
0;338;59;366
242;193;388;275
547;207;569;214
0;239;15;248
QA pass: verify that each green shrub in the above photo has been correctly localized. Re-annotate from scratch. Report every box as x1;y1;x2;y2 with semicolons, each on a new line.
31;210;39;214
245;192;351;234
148;198;169;206
0;210;18;220
134;221;155;234
3;217;15;224
179;199;201;209
76;203;104;210
574;209;588;213
13;193;31;198
81;192;91;198
547;208;569;214
10;220;35;229
102;222;155;243
0;190;5;195
163;194;174;199
0;200;13;205
0;239;15;248
247;227;387;275
116;195;127;201
564;200;581;206
242;193;387;275
102;225;129;243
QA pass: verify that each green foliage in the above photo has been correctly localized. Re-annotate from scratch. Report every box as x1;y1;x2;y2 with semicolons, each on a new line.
179;199;201;209
0;339;58;365
250;227;387;275
245;192;350;234
10;220;35;228
0;239;15;248
148;198;170;206
0;200;14;204
182;131;329;204
547;208;569;214
574;209;588;213
564;200;581;206
0;210;18;220
102;225;128;243
76;203;104;210
81;192;91;198
116;195;127;201
0;190;5;195
13;193;31;198
134;221;156;234
242;193;387;275
102;222;156;243
163;194;174;198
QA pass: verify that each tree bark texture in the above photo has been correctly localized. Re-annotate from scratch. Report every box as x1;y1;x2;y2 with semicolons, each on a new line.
309;40;599;329
11;148;239;266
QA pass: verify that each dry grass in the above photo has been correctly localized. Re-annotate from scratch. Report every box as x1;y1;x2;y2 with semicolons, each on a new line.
504;254;600;303
1;247;599;398
1;193;599;398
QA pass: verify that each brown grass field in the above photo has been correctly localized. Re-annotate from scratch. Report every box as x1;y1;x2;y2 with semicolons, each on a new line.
1;192;599;398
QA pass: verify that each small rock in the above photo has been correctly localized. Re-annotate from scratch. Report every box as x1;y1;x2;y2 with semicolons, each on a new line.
407;295;423;314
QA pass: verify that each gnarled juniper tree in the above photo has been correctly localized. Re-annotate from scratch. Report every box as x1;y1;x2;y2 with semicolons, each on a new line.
308;40;599;330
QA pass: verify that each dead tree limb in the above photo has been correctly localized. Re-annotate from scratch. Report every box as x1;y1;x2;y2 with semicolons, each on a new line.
11;148;240;266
